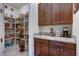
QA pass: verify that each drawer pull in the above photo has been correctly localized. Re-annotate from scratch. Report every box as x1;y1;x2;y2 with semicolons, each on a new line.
60;49;63;51
57;48;59;50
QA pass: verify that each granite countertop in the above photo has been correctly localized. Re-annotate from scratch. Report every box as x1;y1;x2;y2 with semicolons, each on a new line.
34;33;76;44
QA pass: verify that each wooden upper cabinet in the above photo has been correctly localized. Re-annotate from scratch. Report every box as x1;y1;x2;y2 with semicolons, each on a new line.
51;3;60;25
60;3;73;24
74;3;79;14
38;4;45;25
38;3;73;26
38;3;52;25
44;3;52;25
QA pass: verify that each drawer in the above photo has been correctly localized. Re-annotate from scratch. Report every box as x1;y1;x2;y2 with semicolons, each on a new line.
34;38;48;44
64;43;76;49
34;38;42;43
49;40;64;47
40;39;48;44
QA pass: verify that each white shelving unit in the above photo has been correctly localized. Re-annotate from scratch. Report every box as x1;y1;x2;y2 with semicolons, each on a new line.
15;13;28;52
4;17;16;47
4;12;29;53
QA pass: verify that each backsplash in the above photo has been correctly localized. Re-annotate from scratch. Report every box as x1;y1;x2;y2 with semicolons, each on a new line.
39;24;72;35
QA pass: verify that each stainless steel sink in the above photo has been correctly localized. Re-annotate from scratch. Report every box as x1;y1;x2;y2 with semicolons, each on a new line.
39;32;55;36
39;32;71;38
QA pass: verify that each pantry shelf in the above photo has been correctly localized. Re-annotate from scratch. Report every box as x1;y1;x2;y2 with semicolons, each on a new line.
4;16;16;47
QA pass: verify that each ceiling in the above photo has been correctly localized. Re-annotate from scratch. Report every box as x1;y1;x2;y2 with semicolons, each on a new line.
5;3;28;9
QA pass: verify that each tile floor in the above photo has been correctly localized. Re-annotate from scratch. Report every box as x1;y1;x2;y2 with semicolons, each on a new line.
4;44;27;56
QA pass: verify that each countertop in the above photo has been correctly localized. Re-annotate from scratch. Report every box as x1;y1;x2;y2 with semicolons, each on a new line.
34;33;76;44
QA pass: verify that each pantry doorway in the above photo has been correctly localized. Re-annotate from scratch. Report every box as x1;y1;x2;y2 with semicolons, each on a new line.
4;3;29;56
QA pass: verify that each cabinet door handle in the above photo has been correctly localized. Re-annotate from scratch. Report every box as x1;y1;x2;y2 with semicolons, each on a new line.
61;20;63;24
60;49;63;51
57;48;59;50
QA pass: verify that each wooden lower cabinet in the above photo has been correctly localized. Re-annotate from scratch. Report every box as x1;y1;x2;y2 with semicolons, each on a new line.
34;38;48;56
35;41;41;56
48;40;64;56
34;38;76;56
38;3;73;26
59;48;76;56
49;45;59;56
40;42;48;56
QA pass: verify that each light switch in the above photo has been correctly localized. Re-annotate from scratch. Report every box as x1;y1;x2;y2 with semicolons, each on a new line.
1;38;3;43
0;9;2;13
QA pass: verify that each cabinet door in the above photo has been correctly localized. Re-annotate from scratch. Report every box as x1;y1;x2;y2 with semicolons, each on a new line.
51;3;61;25
49;45;59;56
38;3;52;25
59;48;76;56
59;42;76;56
34;39;41;56
38;4;45;25
60;3;73;24
48;41;62;56
44;3;52;25
40;40;48;56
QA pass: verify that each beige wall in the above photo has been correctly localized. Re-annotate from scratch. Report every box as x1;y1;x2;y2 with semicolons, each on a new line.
39;25;72;35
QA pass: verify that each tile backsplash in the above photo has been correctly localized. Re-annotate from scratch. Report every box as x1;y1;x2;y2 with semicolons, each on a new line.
39;24;72;35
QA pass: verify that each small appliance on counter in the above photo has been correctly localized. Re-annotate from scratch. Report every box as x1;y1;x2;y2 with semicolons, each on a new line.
63;27;69;37
50;28;53;33
50;28;55;36
55;29;62;37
